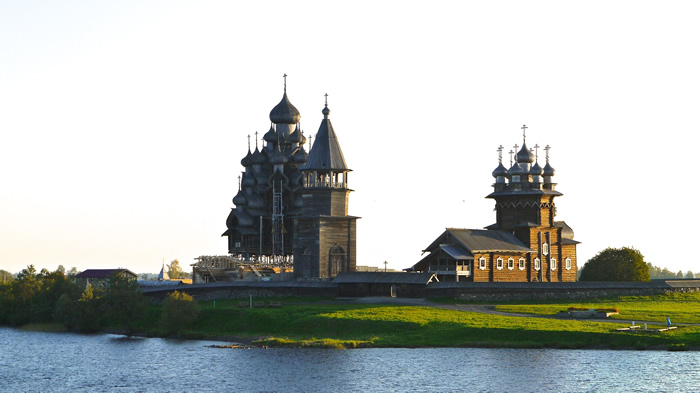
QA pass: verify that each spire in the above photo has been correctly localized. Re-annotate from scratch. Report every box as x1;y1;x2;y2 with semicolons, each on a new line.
303;96;349;172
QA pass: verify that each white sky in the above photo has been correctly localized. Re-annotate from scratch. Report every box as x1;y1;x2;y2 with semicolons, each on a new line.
1;1;699;275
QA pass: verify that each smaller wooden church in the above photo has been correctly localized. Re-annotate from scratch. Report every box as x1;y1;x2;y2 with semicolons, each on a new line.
407;126;579;282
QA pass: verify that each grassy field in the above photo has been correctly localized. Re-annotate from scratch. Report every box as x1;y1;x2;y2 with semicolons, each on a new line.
492;292;700;324
137;293;700;350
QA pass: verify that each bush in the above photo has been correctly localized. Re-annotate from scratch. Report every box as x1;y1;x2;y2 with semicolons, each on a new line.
161;291;200;336
579;247;650;281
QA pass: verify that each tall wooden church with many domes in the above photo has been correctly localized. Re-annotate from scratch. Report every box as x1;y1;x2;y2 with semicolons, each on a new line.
223;79;357;279
407;126;579;282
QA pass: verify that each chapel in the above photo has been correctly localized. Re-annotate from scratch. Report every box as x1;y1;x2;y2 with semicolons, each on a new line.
222;77;357;279
407;126;579;282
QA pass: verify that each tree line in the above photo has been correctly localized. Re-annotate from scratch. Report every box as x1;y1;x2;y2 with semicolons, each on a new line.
0;266;199;336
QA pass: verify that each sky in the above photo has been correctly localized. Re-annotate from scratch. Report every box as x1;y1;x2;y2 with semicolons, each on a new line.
2;1;699;275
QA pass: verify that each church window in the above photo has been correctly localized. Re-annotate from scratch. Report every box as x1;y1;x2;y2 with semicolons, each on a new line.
479;257;487;270
518;258;526;270
496;257;503;270
534;258;541;271
507;258;514;270
565;258;572;270
329;244;346;276
550;258;557;270
542;243;549;256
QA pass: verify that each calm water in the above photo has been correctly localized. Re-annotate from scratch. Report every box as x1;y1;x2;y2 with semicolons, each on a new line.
1;328;698;392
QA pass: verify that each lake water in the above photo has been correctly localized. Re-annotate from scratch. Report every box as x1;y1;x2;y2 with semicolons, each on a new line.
1;327;698;392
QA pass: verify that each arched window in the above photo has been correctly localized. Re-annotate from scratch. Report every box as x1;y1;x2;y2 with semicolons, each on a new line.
496;257;504;270
479;257;487;270
507;258;514;270
542;243;549;256
329;244;346;277
550;258;557;270
565;258;572;270
518;258;526;270
534;258;541;271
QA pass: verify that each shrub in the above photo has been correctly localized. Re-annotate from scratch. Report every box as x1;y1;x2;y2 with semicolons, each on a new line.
161;291;200;336
579;247;650;281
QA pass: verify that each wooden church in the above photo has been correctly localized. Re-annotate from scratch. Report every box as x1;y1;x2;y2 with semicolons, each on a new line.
407;126;579;282
222;78;357;279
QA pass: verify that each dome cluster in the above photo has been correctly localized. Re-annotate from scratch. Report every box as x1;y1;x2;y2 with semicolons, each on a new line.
226;91;310;236
492;126;557;193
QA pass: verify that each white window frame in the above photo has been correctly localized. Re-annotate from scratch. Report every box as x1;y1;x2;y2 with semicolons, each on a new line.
534;258;541;271
551;258;557;270
507;258;514;270
496;257;504;270
479;257;486;270
565;257;572;271
518;258;526;270
542;243;549;256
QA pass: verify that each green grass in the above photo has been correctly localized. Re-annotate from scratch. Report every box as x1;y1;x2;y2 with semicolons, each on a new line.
131;294;700;349
493;292;700;324
125;293;700;349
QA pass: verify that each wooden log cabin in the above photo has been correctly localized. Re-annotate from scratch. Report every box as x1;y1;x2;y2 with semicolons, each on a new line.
407;126;579;282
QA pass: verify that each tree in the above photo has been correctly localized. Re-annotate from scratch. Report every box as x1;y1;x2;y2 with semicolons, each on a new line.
161;291;200;337
0;270;12;283
101;272;147;335
579;247;650;282
676;270;685;279
167;260;186;279
686;271;695;279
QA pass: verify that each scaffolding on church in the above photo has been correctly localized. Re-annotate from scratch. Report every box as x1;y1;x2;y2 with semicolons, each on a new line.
191;255;293;283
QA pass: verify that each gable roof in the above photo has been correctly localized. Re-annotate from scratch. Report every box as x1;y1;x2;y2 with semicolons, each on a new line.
333;272;438;285
424;228;533;254
75;269;138;279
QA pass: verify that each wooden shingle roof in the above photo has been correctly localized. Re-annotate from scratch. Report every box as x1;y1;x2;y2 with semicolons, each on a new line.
424;228;533;254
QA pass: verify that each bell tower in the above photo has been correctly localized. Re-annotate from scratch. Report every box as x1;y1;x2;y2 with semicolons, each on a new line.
293;96;359;278
487;125;578;282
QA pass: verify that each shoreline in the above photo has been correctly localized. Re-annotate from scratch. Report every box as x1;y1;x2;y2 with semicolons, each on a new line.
12;325;693;352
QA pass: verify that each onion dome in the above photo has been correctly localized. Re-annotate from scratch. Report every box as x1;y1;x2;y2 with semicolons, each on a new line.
240;150;253;167
299;132;307;146
508;161;523;176
269;146;289;165
530;161;544;176
516;143;535;164
234;209;253;227
232;190;248;206
293;146;309;164
263;125;278;143
241;172;256;187
288;125;303;144
492;162;508;178
269;92;301;124
225;209;237;229
251;146;266;165
247;192;265;209
543;162;556;177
